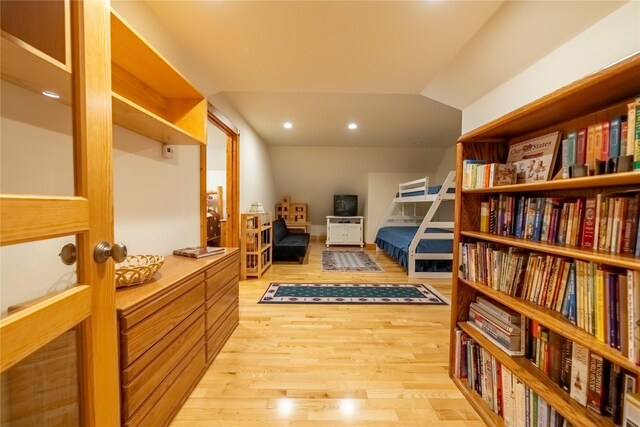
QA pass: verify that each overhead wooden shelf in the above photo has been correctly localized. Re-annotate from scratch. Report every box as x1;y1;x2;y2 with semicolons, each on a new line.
0;0;71;104
110;10;206;145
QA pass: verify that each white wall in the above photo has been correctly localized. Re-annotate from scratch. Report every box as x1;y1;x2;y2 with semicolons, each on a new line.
463;1;640;133
269;146;447;238
113;126;201;255
206;122;227;213
365;172;426;243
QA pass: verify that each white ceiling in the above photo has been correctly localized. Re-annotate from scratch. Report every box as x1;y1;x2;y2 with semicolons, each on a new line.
144;0;626;147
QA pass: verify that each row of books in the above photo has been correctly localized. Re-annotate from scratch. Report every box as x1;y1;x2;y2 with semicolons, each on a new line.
455;329;640;426
459;241;640;365
455;329;569;426
526;323;638;421
462;161;516;189
479;192;640;256
561;97;640;178
467;296;524;355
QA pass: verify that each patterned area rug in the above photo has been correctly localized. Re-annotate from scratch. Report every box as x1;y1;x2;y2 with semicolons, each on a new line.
321;250;383;272
258;283;449;305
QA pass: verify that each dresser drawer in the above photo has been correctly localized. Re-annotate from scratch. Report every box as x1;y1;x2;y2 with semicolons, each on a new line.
121;281;204;366
120;273;204;331
125;339;206;427
122;313;205;419
205;252;238;279
205;255;239;301
121;305;204;384
205;280;238;331
206;301;239;362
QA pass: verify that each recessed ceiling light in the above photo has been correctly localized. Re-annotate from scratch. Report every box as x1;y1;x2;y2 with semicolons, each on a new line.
283;122;293;129
347;123;358;130
42;91;60;99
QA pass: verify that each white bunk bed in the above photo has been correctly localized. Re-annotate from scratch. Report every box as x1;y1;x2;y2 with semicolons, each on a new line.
375;170;456;278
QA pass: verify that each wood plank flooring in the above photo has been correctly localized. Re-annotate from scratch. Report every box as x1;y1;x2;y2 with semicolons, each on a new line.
171;242;485;426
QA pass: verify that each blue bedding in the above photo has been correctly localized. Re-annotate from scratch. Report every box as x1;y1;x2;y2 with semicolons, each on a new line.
397;185;455;198
375;226;452;273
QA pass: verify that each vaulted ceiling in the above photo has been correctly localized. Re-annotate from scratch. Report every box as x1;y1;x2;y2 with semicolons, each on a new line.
141;0;626;147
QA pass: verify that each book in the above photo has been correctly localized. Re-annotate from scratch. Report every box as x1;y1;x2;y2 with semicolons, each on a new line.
580;197;597;248
624;393;640;427
507;131;562;183
173;246;225;258
610;115;624;159
569;342;589;405
586;353;608;414
576;128;587;165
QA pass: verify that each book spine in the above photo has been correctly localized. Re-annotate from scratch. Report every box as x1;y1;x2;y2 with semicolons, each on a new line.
587;124;596;173
581;197;597;248
576;128;587;165
629;100;637;162
569;342;589;406
610;116;622;159
635;97;640;170
601;120;610;161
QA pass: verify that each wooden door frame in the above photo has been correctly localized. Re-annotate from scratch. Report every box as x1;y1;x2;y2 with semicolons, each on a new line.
201;103;240;248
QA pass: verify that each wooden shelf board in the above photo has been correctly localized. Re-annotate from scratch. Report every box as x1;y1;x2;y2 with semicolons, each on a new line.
461;231;640;270
459;52;640;142
450;376;505;427
460;278;640;375
110;10;201;100
112;92;204;145
458;322;616;427
1;31;71;104
463;171;640;194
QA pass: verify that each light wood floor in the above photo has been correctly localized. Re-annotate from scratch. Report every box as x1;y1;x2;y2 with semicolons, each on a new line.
171;242;485;426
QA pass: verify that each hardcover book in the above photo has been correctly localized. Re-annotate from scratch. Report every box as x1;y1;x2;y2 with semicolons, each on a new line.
507;131;562;183
173;246;225;258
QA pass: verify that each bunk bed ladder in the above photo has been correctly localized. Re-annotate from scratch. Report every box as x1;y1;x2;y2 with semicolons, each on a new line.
408;170;456;279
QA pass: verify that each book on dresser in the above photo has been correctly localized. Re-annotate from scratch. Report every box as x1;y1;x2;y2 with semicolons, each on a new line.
449;52;640;427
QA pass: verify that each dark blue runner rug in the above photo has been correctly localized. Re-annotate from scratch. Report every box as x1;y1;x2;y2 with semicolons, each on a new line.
258;283;449;305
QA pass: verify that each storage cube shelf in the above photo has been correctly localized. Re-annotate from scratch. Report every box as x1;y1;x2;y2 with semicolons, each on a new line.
241;212;273;279
450;53;640;427
275;196;308;224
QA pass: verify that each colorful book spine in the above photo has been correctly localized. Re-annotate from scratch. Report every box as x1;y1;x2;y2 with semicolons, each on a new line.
610;116;623;159
576;128;587;165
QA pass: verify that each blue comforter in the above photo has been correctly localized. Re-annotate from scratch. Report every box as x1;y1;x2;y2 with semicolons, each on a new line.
375;226;452;272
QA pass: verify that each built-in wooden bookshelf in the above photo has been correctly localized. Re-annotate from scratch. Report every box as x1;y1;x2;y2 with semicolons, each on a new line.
450;52;640;427
110;10;206;146
240;212;273;279
1;0;71;103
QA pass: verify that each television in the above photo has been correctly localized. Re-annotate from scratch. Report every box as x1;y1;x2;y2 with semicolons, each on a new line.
333;195;358;217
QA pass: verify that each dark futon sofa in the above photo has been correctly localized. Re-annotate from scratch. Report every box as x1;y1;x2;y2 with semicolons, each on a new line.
272;218;310;263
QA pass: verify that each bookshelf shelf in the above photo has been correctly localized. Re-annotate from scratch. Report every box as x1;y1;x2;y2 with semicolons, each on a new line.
451;376;505;427
459;322;617;427
461;231;640;271
451;52;640;427
461;278;640;374
462;171;640;194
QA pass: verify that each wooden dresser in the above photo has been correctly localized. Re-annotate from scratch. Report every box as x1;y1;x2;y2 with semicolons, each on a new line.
115;249;239;427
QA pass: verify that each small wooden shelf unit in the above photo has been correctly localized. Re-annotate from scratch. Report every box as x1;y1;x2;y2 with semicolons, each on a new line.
449;53;640;427
240;212;273;279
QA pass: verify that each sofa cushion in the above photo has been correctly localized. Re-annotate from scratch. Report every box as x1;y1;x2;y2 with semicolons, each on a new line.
273;233;310;260
273;218;288;244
